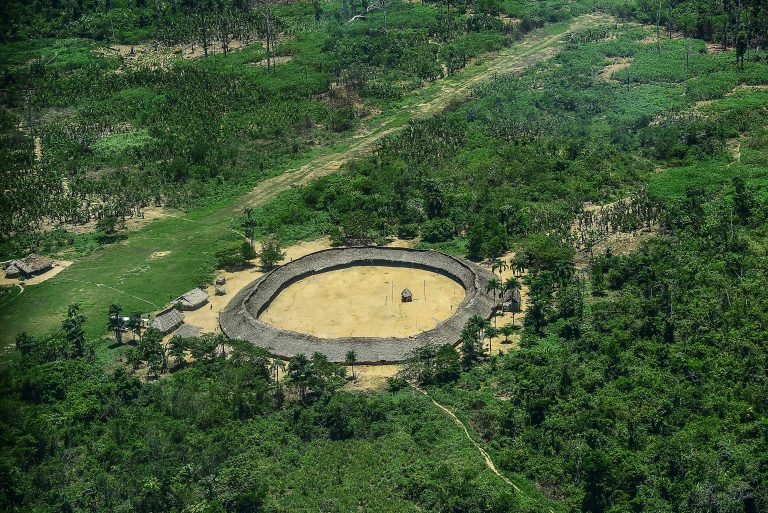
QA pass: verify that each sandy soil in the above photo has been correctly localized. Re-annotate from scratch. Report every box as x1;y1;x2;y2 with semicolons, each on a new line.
344;363;400;392
640;31;684;44
250;55;293;67
598;57;633;81
182;239;335;334
260;265;466;338
43;206;170;235
0;260;73;287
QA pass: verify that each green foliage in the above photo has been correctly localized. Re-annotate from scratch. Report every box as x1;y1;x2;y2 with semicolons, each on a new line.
258;235;285;270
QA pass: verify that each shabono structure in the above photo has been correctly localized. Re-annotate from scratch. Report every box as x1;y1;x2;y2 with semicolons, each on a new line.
152;307;184;334
401;288;413;302
4;254;54;279
174;288;209;310
220;246;496;363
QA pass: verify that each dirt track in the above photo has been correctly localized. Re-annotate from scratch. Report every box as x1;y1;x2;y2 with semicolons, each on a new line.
238;14;613;210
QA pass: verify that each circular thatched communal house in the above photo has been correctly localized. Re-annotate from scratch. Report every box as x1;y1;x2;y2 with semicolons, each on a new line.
220;247;496;363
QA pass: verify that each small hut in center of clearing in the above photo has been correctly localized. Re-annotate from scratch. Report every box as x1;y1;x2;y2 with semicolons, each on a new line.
401;288;412;303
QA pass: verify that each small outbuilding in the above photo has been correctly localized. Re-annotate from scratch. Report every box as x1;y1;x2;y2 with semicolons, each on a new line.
174;288;209;311
502;288;522;313
152;307;185;334
4;254;54;279
401;288;412;303
171;323;201;339
215;276;226;285
215;284;227;296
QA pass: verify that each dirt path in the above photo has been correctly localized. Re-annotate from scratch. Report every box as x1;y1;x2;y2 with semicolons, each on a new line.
412;383;555;511
239;13;612;209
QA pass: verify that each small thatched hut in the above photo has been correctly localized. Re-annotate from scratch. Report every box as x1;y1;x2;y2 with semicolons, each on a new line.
174;288;209;310
171;323;201;339
502;288;522;313
401;288;412;303
152;307;184;334
4;254;54;279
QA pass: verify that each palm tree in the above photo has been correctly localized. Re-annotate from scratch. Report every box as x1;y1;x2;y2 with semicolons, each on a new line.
485;326;499;355
485;278;503;326
500;324;514;344
287;354;313;403
128;312;143;341
108;303;124;344
491;259;508;278
511;254;526;277
270;358;286;384
485;277;502;305
504;277;522;325
168;336;186;370
345;350;357;380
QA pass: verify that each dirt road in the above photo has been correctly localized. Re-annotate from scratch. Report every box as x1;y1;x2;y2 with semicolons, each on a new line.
239;13;612;209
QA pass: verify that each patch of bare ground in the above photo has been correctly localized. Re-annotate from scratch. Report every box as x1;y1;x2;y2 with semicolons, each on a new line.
0;260;74;287
43;206;171;235
640;31;684;44
571;196;659;268
249;55;293;67
706;42;729;54
344;364;400;392
97;37;277;74
598;57;633;81
149;251;171;260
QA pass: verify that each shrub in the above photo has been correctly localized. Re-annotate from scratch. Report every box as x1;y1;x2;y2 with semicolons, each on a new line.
421;218;455;243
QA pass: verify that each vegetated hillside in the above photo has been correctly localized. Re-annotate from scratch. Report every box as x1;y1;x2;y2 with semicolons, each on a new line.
0;0;594;258
242;23;768;259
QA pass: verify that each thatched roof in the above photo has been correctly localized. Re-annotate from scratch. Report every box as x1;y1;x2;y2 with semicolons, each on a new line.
401;288;412;298
174;288;209;310
5;253;54;277
506;288;521;303
152;307;184;334
221;246;495;363
171;323;201;339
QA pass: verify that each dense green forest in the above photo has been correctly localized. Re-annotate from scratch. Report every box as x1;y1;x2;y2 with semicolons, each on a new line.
2;0;768;511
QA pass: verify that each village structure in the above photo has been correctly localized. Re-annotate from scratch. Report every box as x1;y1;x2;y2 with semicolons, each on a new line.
502;287;521;313
3;254;54;279
173;288;209;310
151;307;185;334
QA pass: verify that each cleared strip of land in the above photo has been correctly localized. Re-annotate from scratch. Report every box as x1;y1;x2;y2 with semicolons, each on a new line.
0;14;611;349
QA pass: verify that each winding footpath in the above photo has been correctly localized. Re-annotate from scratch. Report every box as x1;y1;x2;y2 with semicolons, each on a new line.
413;383;556;512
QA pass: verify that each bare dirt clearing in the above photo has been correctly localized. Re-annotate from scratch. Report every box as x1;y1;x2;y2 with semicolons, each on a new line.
260;266;465;338
598;57;633;81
